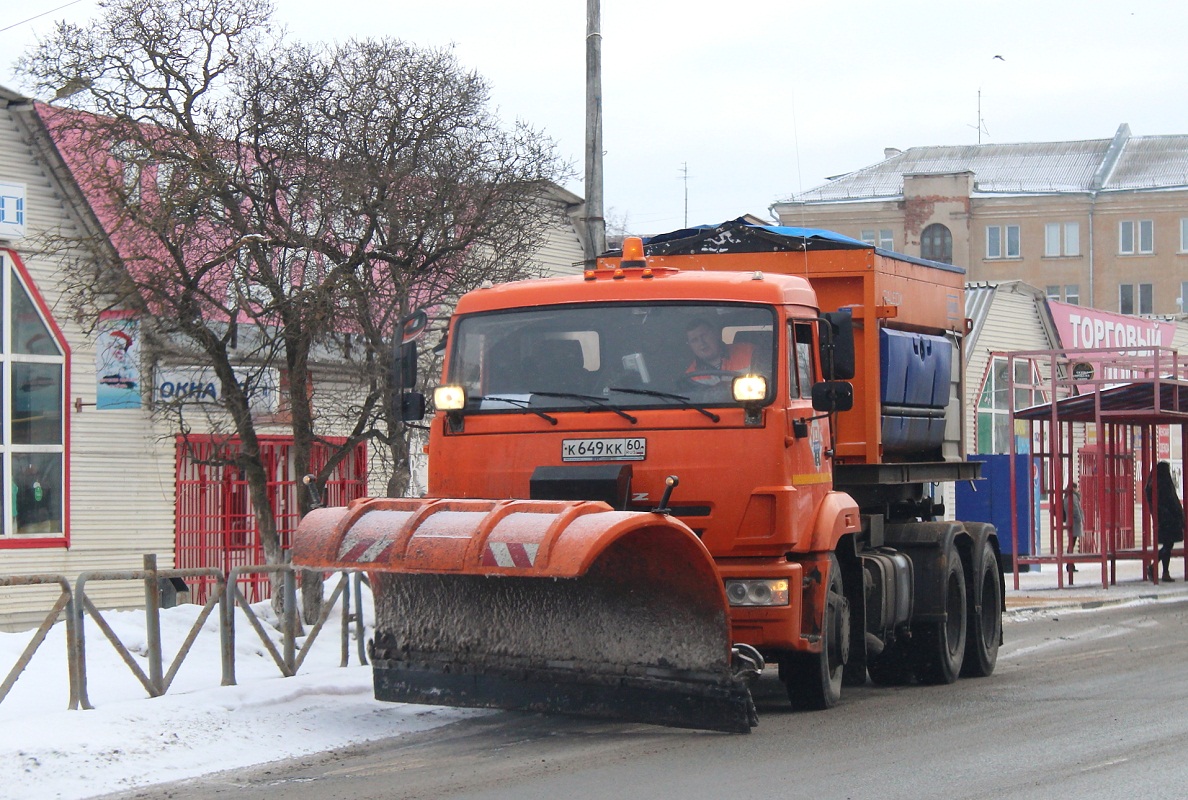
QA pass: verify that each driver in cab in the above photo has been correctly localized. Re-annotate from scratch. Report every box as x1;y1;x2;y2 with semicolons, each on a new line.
684;318;753;385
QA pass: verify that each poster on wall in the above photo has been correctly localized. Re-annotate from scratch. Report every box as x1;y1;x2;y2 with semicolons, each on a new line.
95;311;142;409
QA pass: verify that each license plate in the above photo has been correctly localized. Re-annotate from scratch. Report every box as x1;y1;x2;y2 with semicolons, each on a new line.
561;437;646;462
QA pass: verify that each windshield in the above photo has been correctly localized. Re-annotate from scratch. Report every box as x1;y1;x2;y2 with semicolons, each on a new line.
446;302;776;413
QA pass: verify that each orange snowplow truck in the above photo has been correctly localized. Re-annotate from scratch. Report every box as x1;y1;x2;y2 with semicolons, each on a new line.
293;219;1002;734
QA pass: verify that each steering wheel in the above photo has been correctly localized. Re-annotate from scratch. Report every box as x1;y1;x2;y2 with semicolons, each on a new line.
680;369;738;389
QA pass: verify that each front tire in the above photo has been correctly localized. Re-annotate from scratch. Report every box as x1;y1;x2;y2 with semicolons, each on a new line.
783;553;848;709
913;542;967;685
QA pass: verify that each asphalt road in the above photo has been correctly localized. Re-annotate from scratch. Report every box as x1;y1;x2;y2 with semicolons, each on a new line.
110;598;1188;800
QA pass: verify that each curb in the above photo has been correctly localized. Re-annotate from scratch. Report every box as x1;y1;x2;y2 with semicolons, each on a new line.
1006;589;1188;613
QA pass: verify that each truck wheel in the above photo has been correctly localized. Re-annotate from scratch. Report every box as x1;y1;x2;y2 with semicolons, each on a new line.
783;553;848;709
913;543;967;685
961;540;1002;678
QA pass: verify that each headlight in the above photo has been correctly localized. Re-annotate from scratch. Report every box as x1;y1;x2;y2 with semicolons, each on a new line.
724;579;790;606
433;385;466;411
732;374;767;403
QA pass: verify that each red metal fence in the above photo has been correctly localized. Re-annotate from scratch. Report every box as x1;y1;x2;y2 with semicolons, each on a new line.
1078;445;1136;552
175;436;368;602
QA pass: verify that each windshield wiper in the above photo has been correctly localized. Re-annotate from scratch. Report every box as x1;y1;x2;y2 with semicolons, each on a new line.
607;386;721;423
529;391;638;424
481;395;558;425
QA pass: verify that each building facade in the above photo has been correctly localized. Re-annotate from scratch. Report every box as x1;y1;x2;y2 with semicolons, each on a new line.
0;82;588;626
0;86;178;625
772;125;1188;317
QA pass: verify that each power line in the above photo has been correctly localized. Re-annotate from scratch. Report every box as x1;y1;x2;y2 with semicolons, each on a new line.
0;0;85;34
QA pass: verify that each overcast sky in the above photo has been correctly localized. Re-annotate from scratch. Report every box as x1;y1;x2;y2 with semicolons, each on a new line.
3;0;1187;234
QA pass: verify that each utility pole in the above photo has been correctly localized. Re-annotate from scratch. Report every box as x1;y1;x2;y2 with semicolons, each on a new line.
583;0;606;261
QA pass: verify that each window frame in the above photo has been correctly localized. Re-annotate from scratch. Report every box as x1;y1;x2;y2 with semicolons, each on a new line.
859;229;894;250
1064;222;1080;256
1120;219;1154;255
977;356;1041;454
1118;283;1153;315
788;320;815;400
986;224;1021;259
921;223;953;264
0;250;71;548
1139;282;1153;315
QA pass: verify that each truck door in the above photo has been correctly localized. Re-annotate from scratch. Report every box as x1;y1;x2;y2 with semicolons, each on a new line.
787;320;831;507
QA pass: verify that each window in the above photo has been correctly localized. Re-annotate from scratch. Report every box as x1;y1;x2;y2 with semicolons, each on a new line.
986;224;1020;259
1044;222;1080;257
788;322;815;399
111;143;145;207
1119;283;1153;315
920;223;952;264
1120;220;1154;255
0;251;69;544
860;229;894;249
1181;219;1188;253
1046;285;1081;304
0;182;25;239
1180;281;1188;313
977;357;1038;454
449;302;776;411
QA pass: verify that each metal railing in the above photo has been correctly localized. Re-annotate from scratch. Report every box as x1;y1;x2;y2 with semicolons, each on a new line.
0;556;371;710
0;574;79;709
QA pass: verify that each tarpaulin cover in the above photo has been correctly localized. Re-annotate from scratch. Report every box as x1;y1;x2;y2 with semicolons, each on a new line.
640;218;871;255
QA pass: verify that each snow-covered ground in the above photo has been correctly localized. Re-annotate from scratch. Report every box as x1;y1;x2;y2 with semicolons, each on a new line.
3;564;1180;800
0;582;479;800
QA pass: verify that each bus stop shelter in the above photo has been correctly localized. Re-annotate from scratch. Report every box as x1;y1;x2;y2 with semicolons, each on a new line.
1005;345;1188;589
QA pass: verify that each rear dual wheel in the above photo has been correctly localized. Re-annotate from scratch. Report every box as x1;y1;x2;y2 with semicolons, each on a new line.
782;553;848;710
961;539;1002;678
914;542;967;684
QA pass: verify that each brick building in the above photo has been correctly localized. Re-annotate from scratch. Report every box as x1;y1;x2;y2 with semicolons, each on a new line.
772;124;1188;317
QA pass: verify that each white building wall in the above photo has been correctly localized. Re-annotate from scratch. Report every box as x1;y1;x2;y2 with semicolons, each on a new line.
964;286;1053;445
0;97;176;628
943;284;1055;524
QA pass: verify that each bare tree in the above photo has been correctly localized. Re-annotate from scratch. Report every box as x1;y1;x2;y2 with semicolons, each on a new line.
18;0;567;615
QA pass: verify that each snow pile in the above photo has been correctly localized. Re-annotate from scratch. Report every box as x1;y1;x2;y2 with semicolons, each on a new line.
0;581;477;800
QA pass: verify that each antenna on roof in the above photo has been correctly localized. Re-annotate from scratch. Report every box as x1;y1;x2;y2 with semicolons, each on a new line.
681;162;689;228
973;56;1005;144
974;89;990;144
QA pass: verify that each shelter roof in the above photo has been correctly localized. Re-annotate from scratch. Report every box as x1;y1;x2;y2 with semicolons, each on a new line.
1016;378;1188;425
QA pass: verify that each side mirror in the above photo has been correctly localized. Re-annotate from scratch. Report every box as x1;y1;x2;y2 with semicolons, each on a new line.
400;309;429;345
819;310;855;380
812;380;854;413
400;391;427;421
391;309;428;424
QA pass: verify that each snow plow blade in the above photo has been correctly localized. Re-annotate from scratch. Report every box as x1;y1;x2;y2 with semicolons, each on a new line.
292;497;755;733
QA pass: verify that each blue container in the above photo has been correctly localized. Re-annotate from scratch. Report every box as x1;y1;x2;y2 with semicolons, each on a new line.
880;328;911;406
955;453;1037;562
880;330;953;454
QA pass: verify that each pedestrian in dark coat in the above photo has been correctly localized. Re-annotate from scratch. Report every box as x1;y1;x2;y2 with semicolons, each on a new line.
1064;482;1084;574
1146;461;1184;582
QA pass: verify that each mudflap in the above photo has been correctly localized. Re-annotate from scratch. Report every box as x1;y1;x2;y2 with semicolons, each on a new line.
293;498;756;734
